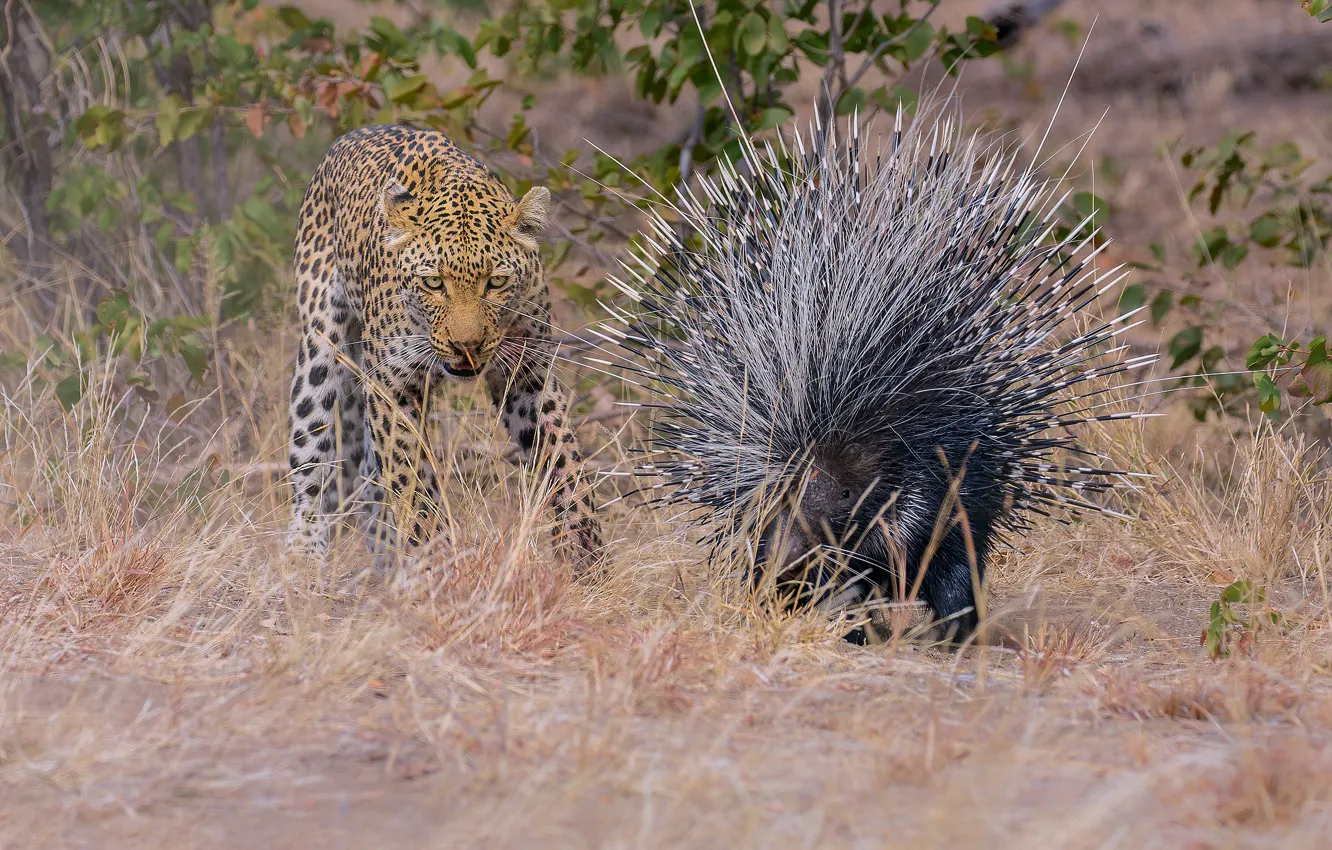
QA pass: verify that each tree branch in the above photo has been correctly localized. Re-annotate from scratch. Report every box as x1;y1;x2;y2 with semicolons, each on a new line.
843;0;944;93
816;0;847;126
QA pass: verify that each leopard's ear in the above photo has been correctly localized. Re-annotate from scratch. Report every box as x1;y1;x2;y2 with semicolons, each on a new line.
511;186;550;251
380;180;417;249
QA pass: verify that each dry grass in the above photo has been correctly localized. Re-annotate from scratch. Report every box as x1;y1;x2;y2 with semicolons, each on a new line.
1;309;1330;848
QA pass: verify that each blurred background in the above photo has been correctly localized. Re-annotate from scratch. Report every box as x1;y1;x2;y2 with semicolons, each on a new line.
3;0;1329;436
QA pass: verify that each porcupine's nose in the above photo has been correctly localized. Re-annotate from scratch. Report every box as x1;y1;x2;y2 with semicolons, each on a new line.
762;509;817;576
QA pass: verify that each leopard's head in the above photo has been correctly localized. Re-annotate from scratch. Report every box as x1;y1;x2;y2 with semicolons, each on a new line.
381;158;549;378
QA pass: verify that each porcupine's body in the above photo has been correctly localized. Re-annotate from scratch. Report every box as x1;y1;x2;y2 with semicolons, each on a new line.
598;105;1153;643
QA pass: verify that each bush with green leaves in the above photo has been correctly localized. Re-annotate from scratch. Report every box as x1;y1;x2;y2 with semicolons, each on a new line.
475;0;997;185
1118;129;1332;424
2;0;1004;410
2;290;212;413
1201;579;1283;660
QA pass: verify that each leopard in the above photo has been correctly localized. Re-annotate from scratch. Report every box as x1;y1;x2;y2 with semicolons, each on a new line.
285;123;604;572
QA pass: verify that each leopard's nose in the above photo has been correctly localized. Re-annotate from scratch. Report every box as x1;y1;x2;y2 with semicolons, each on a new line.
449;341;485;364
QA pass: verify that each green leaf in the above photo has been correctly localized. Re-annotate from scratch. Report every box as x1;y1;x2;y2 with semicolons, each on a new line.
1245;333;1286;370
277;5;312;30
1221;241;1248;270
547;238;572;272
1221;579;1263;604
384;75;430;103
740;12;766;56
902;20;935;62
639;7;661;39
966;15;998;39
75;105;128;151
176;106;212;143
156;95;183;146
368;16;409;54
1255;373;1281;413
755;106;793;131
1193;226;1229;266
1071;192;1108;230
835;86;867;116
677;26;704;66
1215;129;1252;163
1169;326;1203;369
1308;335;1328;366
1299;337;1332;404
95;289;132;332
55;374;84;411
694;72;723;105
870;85;918;115
1150;291;1174;325
1149;242;1166;264
767;14;789;53
793;29;829;64
1263;141;1301;170
216;34;248;67
241;196;283;235
178;333;210;383
35;334;64;368
450;32;478;69
506;113;531;149
1248;213;1284;248
666;58;694;100
1116;282;1146;315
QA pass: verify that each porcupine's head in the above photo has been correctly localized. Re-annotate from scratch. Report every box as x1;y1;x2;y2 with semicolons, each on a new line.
596;102;1154;640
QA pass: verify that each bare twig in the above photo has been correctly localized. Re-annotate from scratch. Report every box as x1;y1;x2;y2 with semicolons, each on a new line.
816;0;848;126
679;101;706;185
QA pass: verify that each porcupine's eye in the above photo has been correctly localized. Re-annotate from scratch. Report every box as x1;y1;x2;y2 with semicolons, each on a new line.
841;489;852;500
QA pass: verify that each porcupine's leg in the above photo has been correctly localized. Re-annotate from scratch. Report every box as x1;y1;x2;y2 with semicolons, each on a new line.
360;353;443;561
916;527;985;644
485;313;604;575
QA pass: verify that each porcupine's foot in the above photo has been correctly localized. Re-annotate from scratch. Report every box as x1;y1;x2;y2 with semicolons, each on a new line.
842;625;870;646
917;553;983;649
921;611;979;649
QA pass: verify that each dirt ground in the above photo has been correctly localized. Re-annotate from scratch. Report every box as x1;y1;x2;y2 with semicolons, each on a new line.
3;1;1332;848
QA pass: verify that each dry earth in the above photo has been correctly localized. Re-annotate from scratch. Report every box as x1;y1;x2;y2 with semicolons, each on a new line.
3;1;1332;848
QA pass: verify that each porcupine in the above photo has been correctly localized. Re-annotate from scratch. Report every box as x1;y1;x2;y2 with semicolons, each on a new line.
593;102;1156;644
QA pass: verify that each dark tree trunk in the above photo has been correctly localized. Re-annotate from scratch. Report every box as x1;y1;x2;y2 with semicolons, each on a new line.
1;8;58;314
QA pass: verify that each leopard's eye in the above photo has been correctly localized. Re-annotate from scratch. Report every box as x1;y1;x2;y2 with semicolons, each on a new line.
421;276;446;292
484;275;511;293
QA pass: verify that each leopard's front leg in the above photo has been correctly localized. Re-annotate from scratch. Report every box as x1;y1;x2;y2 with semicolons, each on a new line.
360;361;445;561
485;316;604;574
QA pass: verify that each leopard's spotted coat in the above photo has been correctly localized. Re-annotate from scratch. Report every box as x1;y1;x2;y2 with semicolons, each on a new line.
286;124;603;571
